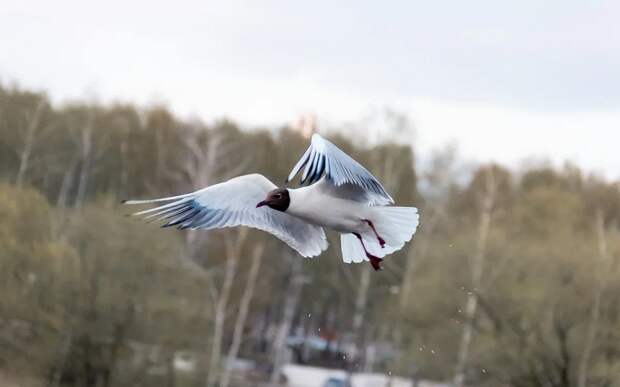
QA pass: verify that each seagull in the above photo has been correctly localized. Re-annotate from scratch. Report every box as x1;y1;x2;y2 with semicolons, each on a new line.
123;133;419;270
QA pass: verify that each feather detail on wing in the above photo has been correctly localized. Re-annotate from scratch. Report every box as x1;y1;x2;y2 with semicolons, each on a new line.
286;133;393;206
124;174;328;258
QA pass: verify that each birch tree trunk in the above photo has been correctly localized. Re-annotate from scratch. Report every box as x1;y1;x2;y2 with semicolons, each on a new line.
180;128;222;270
401;146;456;308
15;100;45;187
577;209;611;387
119;138;129;198
220;244;264;387
453;169;495;387
206;228;247;387
351;265;371;368
180;128;249;268
56;157;78;209
270;256;305;386
73;116;94;207
399;212;439;309
172;128;253;386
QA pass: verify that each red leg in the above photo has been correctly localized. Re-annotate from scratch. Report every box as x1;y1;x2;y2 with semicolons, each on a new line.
354;233;383;271
363;219;385;248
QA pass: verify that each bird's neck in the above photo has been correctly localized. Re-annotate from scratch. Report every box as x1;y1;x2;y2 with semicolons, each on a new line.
286;186;317;216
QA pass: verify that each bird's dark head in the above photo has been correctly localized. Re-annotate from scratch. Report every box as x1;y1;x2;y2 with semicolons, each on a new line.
256;188;290;212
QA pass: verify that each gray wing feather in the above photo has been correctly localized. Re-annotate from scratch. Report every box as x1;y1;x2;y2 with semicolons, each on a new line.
125;174;328;258
286;134;394;206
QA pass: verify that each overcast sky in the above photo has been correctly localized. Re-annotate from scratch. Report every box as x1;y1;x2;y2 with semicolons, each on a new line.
2;0;619;178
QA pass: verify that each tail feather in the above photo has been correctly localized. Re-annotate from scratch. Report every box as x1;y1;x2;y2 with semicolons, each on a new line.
340;233;368;264
371;206;419;250
340;206;419;264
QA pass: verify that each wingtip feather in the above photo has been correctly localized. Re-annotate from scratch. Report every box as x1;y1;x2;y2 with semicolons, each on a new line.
311;132;325;143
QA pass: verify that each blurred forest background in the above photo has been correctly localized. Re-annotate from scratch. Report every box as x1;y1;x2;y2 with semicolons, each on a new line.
1;83;620;387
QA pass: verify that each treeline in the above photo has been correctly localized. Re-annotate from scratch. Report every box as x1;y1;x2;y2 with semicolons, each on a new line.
0;83;619;387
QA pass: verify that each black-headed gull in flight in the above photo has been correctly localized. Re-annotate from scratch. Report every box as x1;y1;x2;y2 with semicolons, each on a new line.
124;133;419;270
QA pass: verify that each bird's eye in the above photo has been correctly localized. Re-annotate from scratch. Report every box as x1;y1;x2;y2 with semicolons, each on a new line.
274;194;282;199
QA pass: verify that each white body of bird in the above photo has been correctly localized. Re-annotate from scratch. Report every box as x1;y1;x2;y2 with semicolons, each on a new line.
288;182;419;264
287;183;369;233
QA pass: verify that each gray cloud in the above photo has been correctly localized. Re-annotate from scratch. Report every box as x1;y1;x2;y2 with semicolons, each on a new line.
2;0;618;111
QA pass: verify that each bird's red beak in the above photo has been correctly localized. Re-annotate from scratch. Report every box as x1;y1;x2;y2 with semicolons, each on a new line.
256;200;268;208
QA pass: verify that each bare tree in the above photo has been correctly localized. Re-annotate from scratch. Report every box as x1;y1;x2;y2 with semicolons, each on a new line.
351;265;371;368
220;243;264;387
577;209;612;387
206;228;248;387
400;146;458;308
55;155;79;209
177;126;251;265
166;126;256;387
73;114;95;207
179;128;223;265
15;99;47;187
270;256;305;386
453;167;496;387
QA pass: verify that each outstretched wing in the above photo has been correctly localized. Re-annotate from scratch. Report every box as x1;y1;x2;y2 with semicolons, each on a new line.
286;133;394;206
124;174;328;257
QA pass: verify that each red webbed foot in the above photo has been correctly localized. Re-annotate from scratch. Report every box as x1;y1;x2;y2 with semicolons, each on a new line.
363;219;386;249
368;255;383;271
354;232;384;271
378;236;386;249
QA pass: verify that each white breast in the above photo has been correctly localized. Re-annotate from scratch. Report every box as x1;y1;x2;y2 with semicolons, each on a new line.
287;185;368;233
